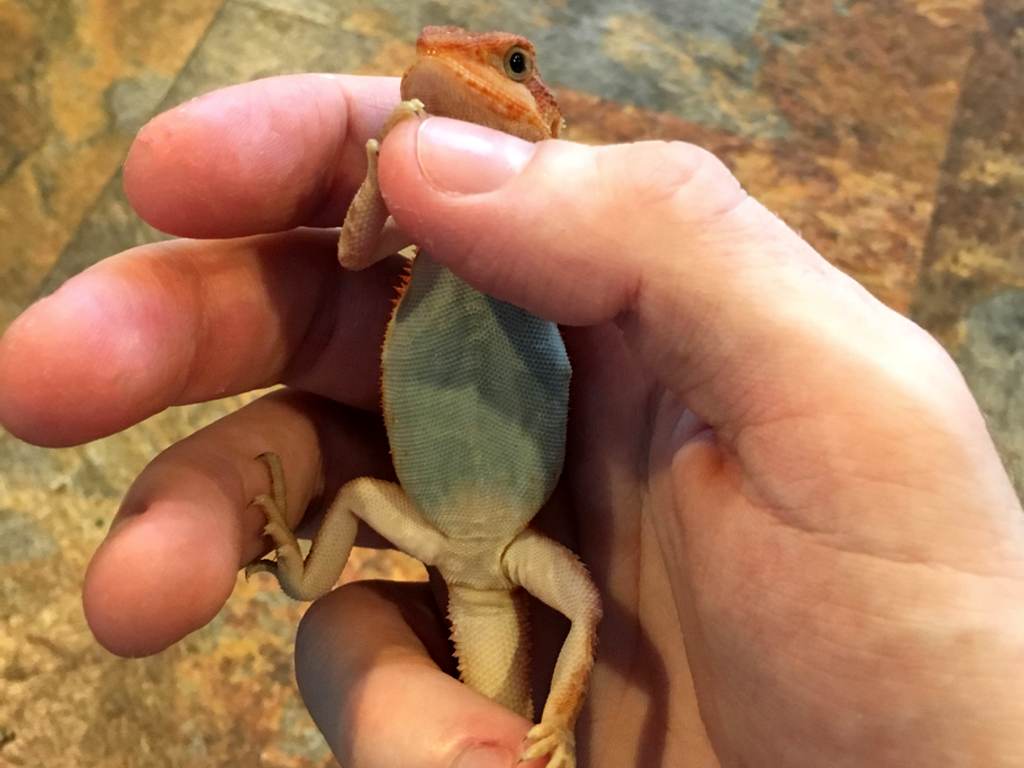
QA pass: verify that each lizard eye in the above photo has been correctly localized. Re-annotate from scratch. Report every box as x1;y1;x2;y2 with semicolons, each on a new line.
503;46;533;81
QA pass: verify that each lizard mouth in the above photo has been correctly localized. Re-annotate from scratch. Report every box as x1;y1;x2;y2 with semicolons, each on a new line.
401;54;549;142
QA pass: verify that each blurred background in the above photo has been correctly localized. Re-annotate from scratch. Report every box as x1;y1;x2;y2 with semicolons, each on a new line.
1;0;1021;765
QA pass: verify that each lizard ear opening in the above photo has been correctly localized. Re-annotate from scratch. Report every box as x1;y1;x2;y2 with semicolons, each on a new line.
503;46;533;82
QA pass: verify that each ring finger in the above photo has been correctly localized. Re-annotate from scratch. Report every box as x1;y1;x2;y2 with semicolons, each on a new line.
82;387;392;657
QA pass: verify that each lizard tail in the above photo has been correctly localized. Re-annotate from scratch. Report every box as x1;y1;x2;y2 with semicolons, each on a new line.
447;585;534;720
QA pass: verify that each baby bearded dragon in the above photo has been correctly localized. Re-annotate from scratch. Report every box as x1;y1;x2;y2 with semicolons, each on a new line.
248;26;600;767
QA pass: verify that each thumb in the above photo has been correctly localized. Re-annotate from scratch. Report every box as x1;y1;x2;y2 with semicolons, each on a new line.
376;116;974;439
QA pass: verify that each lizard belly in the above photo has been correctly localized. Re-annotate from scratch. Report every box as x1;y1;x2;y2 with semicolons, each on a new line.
381;253;570;541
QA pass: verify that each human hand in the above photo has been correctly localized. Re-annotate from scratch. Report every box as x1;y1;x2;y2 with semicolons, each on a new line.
2;74;1022;768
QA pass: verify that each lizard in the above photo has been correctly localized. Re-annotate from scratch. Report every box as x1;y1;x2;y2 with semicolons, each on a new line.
247;26;601;768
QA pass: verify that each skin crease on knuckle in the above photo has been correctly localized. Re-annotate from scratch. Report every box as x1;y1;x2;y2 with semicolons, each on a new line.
597;140;745;216
490;140;743;328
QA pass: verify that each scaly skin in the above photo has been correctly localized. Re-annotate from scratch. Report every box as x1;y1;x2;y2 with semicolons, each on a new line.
248;26;600;767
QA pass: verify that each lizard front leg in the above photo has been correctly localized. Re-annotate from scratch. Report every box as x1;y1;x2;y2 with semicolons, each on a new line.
247;453;445;600
338;98;425;270
502;529;602;768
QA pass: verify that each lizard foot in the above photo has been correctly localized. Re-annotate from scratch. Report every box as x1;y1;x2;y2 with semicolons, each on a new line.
338;98;426;271
380;97;427;135
519;720;575;768
365;99;427;181
245;453;305;585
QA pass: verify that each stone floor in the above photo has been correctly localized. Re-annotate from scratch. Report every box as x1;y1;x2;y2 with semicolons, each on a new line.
1;0;1021;765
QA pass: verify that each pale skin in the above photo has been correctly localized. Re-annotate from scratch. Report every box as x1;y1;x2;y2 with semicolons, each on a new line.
1;71;1023;768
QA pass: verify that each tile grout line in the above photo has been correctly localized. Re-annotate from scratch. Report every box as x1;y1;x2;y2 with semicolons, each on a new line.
909;9;992;318
36;0;232;299
233;0;338;27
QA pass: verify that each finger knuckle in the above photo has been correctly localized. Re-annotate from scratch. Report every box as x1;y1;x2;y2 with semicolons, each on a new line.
601;141;744;215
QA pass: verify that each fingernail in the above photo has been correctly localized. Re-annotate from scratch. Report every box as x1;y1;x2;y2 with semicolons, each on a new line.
450;744;516;768
417;117;536;195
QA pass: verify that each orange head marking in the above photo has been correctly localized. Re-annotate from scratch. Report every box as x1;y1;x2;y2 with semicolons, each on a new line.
401;26;563;142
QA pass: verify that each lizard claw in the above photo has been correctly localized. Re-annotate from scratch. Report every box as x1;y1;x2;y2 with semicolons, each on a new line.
246;454;305;587
519;720;575;768
244;558;277;580
379;98;427;136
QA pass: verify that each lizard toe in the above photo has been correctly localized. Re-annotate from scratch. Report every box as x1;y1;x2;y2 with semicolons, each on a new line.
244;558;277;580
520;720;575;766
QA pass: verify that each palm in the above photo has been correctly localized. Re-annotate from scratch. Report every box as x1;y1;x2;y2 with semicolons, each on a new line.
555;312;1024;768
531;323;710;767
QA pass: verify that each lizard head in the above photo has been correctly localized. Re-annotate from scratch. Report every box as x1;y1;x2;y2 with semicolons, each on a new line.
400;25;563;142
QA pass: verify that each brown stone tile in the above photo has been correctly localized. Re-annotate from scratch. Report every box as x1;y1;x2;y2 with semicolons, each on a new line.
0;0;226;327
749;0;983;309
559;2;985;311
912;0;1024;346
911;0;1024;497
956;290;1024;499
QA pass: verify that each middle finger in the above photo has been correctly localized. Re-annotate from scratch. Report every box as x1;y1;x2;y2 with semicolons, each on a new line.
1;228;404;446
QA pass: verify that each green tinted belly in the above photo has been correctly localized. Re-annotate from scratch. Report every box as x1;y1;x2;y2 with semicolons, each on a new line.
381;254;570;539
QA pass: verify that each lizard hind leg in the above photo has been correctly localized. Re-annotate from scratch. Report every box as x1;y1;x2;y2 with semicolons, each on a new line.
503;530;602;768
245;452;357;601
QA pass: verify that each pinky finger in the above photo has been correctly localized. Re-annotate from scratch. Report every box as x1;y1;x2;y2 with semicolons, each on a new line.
297;581;548;768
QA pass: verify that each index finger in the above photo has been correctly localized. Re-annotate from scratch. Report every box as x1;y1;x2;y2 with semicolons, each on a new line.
124;74;401;238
